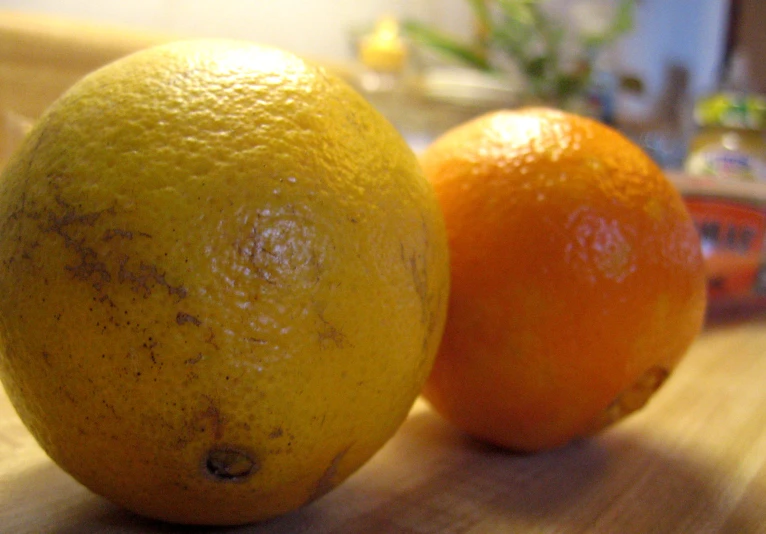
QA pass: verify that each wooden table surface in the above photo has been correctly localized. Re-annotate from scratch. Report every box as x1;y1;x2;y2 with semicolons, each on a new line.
2;311;766;533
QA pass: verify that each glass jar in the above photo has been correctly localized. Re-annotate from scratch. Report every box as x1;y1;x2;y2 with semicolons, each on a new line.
685;92;766;182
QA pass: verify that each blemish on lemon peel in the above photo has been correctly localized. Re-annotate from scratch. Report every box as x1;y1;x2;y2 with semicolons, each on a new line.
176;312;202;326
102;228;152;241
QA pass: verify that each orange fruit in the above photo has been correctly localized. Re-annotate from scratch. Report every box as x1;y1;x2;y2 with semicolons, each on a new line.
420;107;706;452
0;40;449;525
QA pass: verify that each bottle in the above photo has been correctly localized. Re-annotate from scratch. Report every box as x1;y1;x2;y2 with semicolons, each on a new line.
685;50;766;182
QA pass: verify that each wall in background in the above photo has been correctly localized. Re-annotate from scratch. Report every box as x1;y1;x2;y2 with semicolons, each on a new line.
0;0;731;117
613;0;730;119
0;0;470;60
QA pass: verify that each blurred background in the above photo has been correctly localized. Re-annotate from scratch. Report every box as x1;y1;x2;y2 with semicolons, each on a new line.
0;0;759;160
1;0;766;308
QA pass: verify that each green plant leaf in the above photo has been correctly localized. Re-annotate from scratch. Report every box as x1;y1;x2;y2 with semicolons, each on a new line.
610;0;636;38
496;0;537;28
490;1;540;61
525;56;548;78
467;0;493;31
401;19;494;71
555;73;588;99
466;0;494;55
491;24;530;61
402;0;634;106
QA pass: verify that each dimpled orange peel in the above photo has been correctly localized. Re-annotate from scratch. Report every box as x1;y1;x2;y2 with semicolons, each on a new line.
420;107;706;452
0;40;449;525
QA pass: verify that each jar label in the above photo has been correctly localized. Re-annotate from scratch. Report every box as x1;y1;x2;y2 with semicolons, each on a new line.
685;148;766;182
684;196;766;302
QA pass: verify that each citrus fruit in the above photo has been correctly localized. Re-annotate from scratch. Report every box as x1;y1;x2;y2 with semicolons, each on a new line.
0;39;449;525
420;107;706;452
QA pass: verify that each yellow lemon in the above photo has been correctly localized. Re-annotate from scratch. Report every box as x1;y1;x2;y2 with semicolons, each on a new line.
0;39;449;525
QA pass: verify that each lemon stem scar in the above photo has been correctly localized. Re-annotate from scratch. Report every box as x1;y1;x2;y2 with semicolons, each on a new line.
204;447;258;481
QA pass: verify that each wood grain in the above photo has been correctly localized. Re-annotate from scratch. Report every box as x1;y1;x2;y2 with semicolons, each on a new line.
2;316;766;533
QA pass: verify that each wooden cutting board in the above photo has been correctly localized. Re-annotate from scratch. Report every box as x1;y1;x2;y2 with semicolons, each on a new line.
2;315;766;533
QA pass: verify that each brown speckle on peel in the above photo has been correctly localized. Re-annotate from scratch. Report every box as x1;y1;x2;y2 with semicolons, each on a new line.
102;228;152;241
185;353;203;365
204;328;220;349
200;396;225;440
36;197;112;288
119;256;187;301
400;238;431;328
203;446;258;482
21;193;188;304
176;311;202;326
316;309;348;349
